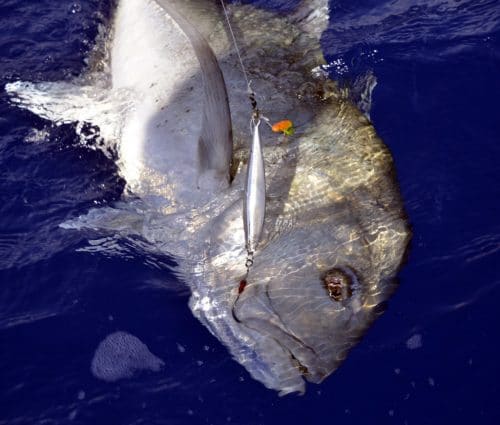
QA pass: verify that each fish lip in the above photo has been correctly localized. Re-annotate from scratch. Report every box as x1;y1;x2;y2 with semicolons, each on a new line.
261;320;329;384
243;331;309;395
189;289;306;394
235;316;327;393
232;291;329;392
191;274;325;393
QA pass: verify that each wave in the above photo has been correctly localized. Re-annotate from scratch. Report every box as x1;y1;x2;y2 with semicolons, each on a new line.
325;0;499;64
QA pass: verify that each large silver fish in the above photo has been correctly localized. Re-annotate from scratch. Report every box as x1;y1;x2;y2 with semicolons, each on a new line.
5;0;411;394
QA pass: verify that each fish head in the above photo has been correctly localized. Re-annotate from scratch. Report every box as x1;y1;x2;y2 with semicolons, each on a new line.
232;231;387;394
191;160;409;394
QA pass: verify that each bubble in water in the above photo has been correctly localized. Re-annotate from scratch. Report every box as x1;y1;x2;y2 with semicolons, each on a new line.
69;3;82;14
319;58;350;76
91;331;164;382
406;333;423;350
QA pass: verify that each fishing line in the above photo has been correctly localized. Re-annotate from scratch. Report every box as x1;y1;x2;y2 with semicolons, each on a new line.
219;0;260;116
219;0;265;278
219;0;251;92
219;2;294;283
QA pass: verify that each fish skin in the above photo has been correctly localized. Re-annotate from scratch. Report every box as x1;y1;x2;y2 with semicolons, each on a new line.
5;0;411;394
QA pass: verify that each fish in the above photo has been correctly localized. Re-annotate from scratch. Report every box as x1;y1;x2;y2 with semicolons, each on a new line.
5;0;411;395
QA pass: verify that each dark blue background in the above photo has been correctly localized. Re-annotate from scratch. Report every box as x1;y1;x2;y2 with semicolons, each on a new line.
1;0;499;424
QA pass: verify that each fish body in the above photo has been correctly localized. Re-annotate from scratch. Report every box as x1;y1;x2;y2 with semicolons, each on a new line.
5;0;411;394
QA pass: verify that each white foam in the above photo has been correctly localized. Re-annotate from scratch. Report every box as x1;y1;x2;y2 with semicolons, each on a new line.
5;80;131;159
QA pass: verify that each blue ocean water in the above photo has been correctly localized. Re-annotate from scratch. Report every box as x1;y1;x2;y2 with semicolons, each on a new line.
0;0;499;424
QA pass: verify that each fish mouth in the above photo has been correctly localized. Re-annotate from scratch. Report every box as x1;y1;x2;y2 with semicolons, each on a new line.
231;284;330;395
189;288;309;395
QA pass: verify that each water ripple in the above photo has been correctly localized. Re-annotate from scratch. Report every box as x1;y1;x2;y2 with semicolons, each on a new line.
325;0;499;64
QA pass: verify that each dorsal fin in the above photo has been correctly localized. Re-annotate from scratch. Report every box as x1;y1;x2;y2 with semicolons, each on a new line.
154;0;233;188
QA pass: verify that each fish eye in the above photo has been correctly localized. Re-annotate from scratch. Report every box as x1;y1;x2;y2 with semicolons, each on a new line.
322;268;354;302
